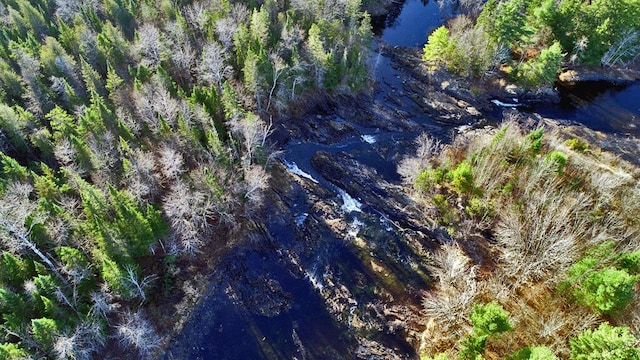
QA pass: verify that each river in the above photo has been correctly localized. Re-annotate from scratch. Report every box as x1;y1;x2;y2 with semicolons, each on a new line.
162;1;640;359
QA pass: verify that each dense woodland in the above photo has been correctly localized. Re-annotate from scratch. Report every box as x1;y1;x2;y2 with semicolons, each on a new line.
423;0;640;84
401;118;640;359
0;0;372;358
1;0;640;358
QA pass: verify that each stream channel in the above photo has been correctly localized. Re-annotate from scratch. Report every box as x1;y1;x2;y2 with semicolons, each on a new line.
162;1;640;359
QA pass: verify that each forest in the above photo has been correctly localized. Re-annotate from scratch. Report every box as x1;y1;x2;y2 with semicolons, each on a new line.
423;0;640;84
0;0;639;358
0;0;372;357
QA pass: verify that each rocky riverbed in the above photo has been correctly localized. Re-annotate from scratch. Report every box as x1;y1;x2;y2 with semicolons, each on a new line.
162;18;640;360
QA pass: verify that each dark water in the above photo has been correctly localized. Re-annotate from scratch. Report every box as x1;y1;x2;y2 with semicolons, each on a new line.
380;0;444;47
533;81;640;136
163;1;640;358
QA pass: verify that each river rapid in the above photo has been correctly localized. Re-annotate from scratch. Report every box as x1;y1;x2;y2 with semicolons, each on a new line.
162;1;640;359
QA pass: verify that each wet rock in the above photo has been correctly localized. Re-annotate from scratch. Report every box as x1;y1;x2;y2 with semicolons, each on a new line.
310;150;450;247
559;67;640;84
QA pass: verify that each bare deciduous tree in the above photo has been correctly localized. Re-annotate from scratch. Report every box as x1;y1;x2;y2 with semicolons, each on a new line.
123;149;160;201
135;24;162;69
243;164;270;207
123;265;156;304
397;133;441;184
116;310;160;359
54;320;105;360
0;183;63;281
198;42;233;91
162;180;213;255
158;145;184;181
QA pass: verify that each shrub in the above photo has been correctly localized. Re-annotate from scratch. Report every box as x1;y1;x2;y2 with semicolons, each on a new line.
573;267;638;315
415;167;450;192
565;138;589;153
465;197;494;219
470;302;512;336
526;128;544;154
570;323;640;360
449;162;475;194
459;334;488;360
545;151;567;174
0;343;28;359
515;42;564;86
507;346;558;360
619;251;640;274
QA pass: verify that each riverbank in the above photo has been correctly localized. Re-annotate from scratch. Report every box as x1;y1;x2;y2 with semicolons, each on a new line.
161;2;640;358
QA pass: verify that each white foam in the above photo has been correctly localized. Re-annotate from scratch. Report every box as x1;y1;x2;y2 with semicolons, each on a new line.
491;99;520;108
295;213;308;226
347;218;365;238
305;265;324;291
379;216;394;232
283;160;319;183
360;134;376;144
338;189;362;213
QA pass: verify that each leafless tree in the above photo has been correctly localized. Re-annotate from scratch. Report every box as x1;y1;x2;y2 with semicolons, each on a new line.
421;242;477;354
134;77;180;132
55;0;98;23
116;310;160;359
228;114;272;166
243;164;270;208
397;133;441;184
123;149;160;201
123;265;156;304
0;183;64;281
602;30;640;67
162;180;213;255
158;144;184;181
163;21;197;85
88;287;116;320
198;42;233;92
135;24;162;69
54;320;105;360
266;53;288;112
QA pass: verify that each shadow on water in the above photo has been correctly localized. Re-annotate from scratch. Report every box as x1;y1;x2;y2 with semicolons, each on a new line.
163;0;640;358
532;81;640;136
376;0;444;47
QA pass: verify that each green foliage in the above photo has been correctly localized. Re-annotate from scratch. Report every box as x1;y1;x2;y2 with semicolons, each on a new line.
0;343;28;359
101;258;131;298
449;162;475;194
0;252;33;289
526;128;544;154
493;0;532;46
618;251;640;274
415;167;448;191
507;346;558;360
465;197;494;219
433;0;639;83
423;26;452;69
565;138;590;153
515;42;564;86
561;244;639;316
570;323;640;360
545;151;567;174
31;317;58;349
575;268;637;315
469;302;512;336
459;334;487;360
